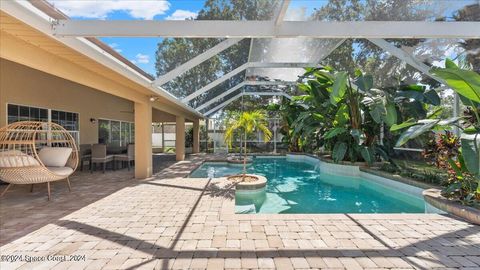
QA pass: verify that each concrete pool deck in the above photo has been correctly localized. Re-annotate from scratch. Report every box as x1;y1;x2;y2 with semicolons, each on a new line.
1;154;479;269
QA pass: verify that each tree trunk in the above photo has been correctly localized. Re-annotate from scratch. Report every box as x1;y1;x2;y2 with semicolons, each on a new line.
243;131;247;181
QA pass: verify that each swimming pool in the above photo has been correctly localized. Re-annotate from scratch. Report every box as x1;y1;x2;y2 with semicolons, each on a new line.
190;156;432;214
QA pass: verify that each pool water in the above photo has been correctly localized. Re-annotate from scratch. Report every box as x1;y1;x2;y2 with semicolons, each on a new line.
190;157;427;214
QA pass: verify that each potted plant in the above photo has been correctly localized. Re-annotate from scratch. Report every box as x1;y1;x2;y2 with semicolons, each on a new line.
224;110;272;182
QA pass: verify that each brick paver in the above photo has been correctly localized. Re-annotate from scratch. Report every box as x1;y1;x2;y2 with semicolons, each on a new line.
1;154;479;269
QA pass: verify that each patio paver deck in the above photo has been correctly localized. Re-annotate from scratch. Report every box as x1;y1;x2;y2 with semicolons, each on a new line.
1;154;479;269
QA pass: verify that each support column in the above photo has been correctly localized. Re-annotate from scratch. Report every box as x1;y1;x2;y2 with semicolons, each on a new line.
134;101;152;179
453;93;460;136
205;119;209;152
193;119;200;154
175;116;185;161
161;122;165;152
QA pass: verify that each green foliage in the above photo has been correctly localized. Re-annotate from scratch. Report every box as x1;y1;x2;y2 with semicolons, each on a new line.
330;71;347;105
332;142;347;163
267;97;307;152
461;134;480;176
423;131;460;170
185;127;194;148
395;120;441;147
155;0;277;100
380;161;443;185
312;0;449;90
276;65;443;165
393;59;480;204
164;147;175;153
287;66;392;165
431;60;480;104
224;110;272;175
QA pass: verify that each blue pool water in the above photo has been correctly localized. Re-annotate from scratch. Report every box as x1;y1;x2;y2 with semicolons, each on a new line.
189;157;427;214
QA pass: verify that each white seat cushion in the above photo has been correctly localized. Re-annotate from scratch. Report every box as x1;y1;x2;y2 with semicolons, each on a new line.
0;150;40;167
46;166;74;176
38;147;72;167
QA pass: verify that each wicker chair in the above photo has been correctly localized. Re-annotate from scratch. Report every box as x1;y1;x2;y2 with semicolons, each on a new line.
0;121;78;200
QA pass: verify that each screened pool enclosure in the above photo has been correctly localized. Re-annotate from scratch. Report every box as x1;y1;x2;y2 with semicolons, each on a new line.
9;0;480;153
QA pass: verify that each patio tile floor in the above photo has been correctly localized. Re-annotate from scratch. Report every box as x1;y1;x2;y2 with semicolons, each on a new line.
1;154;479;269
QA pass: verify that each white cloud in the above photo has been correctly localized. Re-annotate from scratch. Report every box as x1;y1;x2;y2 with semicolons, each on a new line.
165;9;197;20
132;53;150;64
48;0;170;20
109;43;122;53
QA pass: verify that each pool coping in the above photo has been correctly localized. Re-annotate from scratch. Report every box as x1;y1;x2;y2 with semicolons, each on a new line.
189;154;480;221
191;154;439;191
190;153;438;196
209;177;450;219
423;188;480;225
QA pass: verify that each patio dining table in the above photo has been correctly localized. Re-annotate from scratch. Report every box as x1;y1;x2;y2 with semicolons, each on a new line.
106;146;127;155
79;145;127;171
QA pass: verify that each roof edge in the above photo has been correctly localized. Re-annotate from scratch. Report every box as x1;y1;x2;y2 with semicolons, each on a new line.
27;0;155;81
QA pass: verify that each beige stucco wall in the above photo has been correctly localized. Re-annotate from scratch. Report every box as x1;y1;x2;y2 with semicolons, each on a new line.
152;108;176;123
0;58;134;144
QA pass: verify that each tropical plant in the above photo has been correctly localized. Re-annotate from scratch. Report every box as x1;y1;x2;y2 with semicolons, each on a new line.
267;99;305;152
288;66;408;164
224;110;272;178
423;131;460;169
393;59;480;204
185;127;194;148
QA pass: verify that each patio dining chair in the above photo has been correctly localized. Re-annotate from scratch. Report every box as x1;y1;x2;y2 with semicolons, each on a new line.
114;144;135;171
90;144;113;173
79;144;92;171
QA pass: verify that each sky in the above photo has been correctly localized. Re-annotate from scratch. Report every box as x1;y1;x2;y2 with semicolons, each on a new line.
48;0;207;76
46;0;475;77
45;0;328;77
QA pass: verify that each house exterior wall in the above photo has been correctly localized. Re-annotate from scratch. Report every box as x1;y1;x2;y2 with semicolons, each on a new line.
0;58;134;144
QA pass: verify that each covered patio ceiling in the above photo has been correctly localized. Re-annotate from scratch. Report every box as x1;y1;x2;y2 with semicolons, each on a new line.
2;0;480;117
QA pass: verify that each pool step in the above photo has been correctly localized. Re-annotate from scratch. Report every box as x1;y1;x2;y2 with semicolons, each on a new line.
235;204;256;214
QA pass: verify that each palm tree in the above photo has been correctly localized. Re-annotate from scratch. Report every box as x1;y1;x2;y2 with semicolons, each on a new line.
224;110;272;179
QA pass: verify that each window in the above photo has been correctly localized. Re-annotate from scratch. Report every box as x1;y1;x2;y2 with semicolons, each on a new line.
51;109;79;143
7;104;79;144
7;104;48;123
98;119;134;146
98;119;110;144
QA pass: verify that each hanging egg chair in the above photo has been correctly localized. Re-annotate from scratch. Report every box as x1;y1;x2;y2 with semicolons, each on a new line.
0;121;78;200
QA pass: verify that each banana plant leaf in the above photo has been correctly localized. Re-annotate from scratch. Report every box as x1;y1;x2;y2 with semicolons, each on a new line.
330;72;347;105
400;84;426;92
395;120;440;147
355;75;373;92
314;71;335;83
369;104;385;124
424;89;441;106
460;133;480;176
427;107;443;119
324;127;347;139
396;90;425;101
437;116;464;126
334;104;350;126
390;120;417;132
385;103;397;126
332;141;347;163
431;67;480;103
350;129;364;144
297;83;311;94
360;146;375;165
